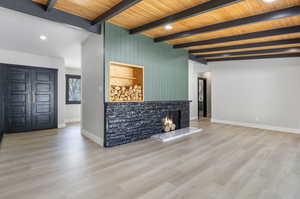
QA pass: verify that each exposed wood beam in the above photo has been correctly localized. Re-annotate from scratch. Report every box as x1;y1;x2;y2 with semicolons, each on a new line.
0;0;102;34
174;26;300;49
129;0;244;34
197;47;300;58
92;0;142;25
154;6;300;43
189;38;300;54
189;54;207;65
207;53;300;62
46;0;58;11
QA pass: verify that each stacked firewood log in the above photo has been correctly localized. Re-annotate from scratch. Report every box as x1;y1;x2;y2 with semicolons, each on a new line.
110;85;143;101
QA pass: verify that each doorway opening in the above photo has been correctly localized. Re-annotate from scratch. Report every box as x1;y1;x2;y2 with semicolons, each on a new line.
0;8;90;138
198;77;207;120
197;71;212;120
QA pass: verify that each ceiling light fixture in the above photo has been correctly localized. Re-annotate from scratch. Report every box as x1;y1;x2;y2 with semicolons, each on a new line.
165;25;173;30
263;0;276;3
287;48;300;52
40;35;47;41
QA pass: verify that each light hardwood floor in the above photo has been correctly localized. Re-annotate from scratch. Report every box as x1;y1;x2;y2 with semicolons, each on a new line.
1;120;300;199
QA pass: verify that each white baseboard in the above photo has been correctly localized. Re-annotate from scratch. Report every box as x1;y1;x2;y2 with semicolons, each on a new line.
211;119;300;134
81;129;103;146
65;118;81;123
58;123;66;129
190;117;198;121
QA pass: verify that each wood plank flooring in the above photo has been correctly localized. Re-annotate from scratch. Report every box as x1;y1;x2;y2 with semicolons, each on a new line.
1;120;300;199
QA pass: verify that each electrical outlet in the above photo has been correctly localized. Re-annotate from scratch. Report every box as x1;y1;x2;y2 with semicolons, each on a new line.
255;117;259;122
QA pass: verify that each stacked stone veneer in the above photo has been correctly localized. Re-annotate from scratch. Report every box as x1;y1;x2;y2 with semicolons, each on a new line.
104;101;190;147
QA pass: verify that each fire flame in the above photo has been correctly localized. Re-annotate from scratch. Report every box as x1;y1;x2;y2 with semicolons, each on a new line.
163;116;176;132
164;117;173;126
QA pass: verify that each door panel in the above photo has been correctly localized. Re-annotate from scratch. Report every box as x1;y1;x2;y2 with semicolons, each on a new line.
6;66;32;133
31;69;57;130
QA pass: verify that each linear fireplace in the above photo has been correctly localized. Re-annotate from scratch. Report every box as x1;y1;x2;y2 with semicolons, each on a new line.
104;101;190;147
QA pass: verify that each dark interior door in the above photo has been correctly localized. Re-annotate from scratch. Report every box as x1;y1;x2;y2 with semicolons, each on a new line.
6;66;32;133
31;68;57;130
198;77;207;120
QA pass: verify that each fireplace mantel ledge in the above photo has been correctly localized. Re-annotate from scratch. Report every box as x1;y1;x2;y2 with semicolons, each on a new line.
105;100;192;104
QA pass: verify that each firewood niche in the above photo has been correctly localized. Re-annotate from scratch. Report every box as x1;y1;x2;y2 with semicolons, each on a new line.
109;62;144;102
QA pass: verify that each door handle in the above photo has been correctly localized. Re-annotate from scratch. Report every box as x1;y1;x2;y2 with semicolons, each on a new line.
33;95;36;104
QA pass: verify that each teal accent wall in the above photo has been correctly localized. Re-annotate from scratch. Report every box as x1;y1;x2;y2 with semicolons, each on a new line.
104;23;188;101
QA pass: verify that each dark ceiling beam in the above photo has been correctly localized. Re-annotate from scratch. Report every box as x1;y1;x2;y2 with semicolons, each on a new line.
189;38;300;54
129;0;244;34
154;6;300;43
207;53;300;62
174;26;300;49
197;47;300;58
0;0;102;34
46;0;58;11
92;0;142;25
189;54;207;65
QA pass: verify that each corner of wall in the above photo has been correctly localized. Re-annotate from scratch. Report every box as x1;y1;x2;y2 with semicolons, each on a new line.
58;123;66;129
81;129;104;146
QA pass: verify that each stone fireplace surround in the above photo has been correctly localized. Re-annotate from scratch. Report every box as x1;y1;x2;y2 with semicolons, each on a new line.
104;101;190;147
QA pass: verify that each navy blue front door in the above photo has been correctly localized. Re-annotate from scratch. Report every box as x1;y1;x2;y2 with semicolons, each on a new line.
1;64;57;134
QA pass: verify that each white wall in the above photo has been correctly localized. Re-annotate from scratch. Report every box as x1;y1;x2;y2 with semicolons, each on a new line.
188;60;211;120
65;67;81;123
0;48;66;128
211;57;300;134
81;34;105;146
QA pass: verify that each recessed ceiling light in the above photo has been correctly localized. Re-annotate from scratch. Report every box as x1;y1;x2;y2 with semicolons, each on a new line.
165;25;173;30
287;48;300;52
40;35;47;41
263;0;276;3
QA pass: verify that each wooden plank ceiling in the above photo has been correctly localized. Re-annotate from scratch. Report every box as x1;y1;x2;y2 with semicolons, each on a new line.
33;0;300;63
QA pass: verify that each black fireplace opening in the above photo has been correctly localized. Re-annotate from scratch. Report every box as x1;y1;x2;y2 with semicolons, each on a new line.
163;110;181;131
